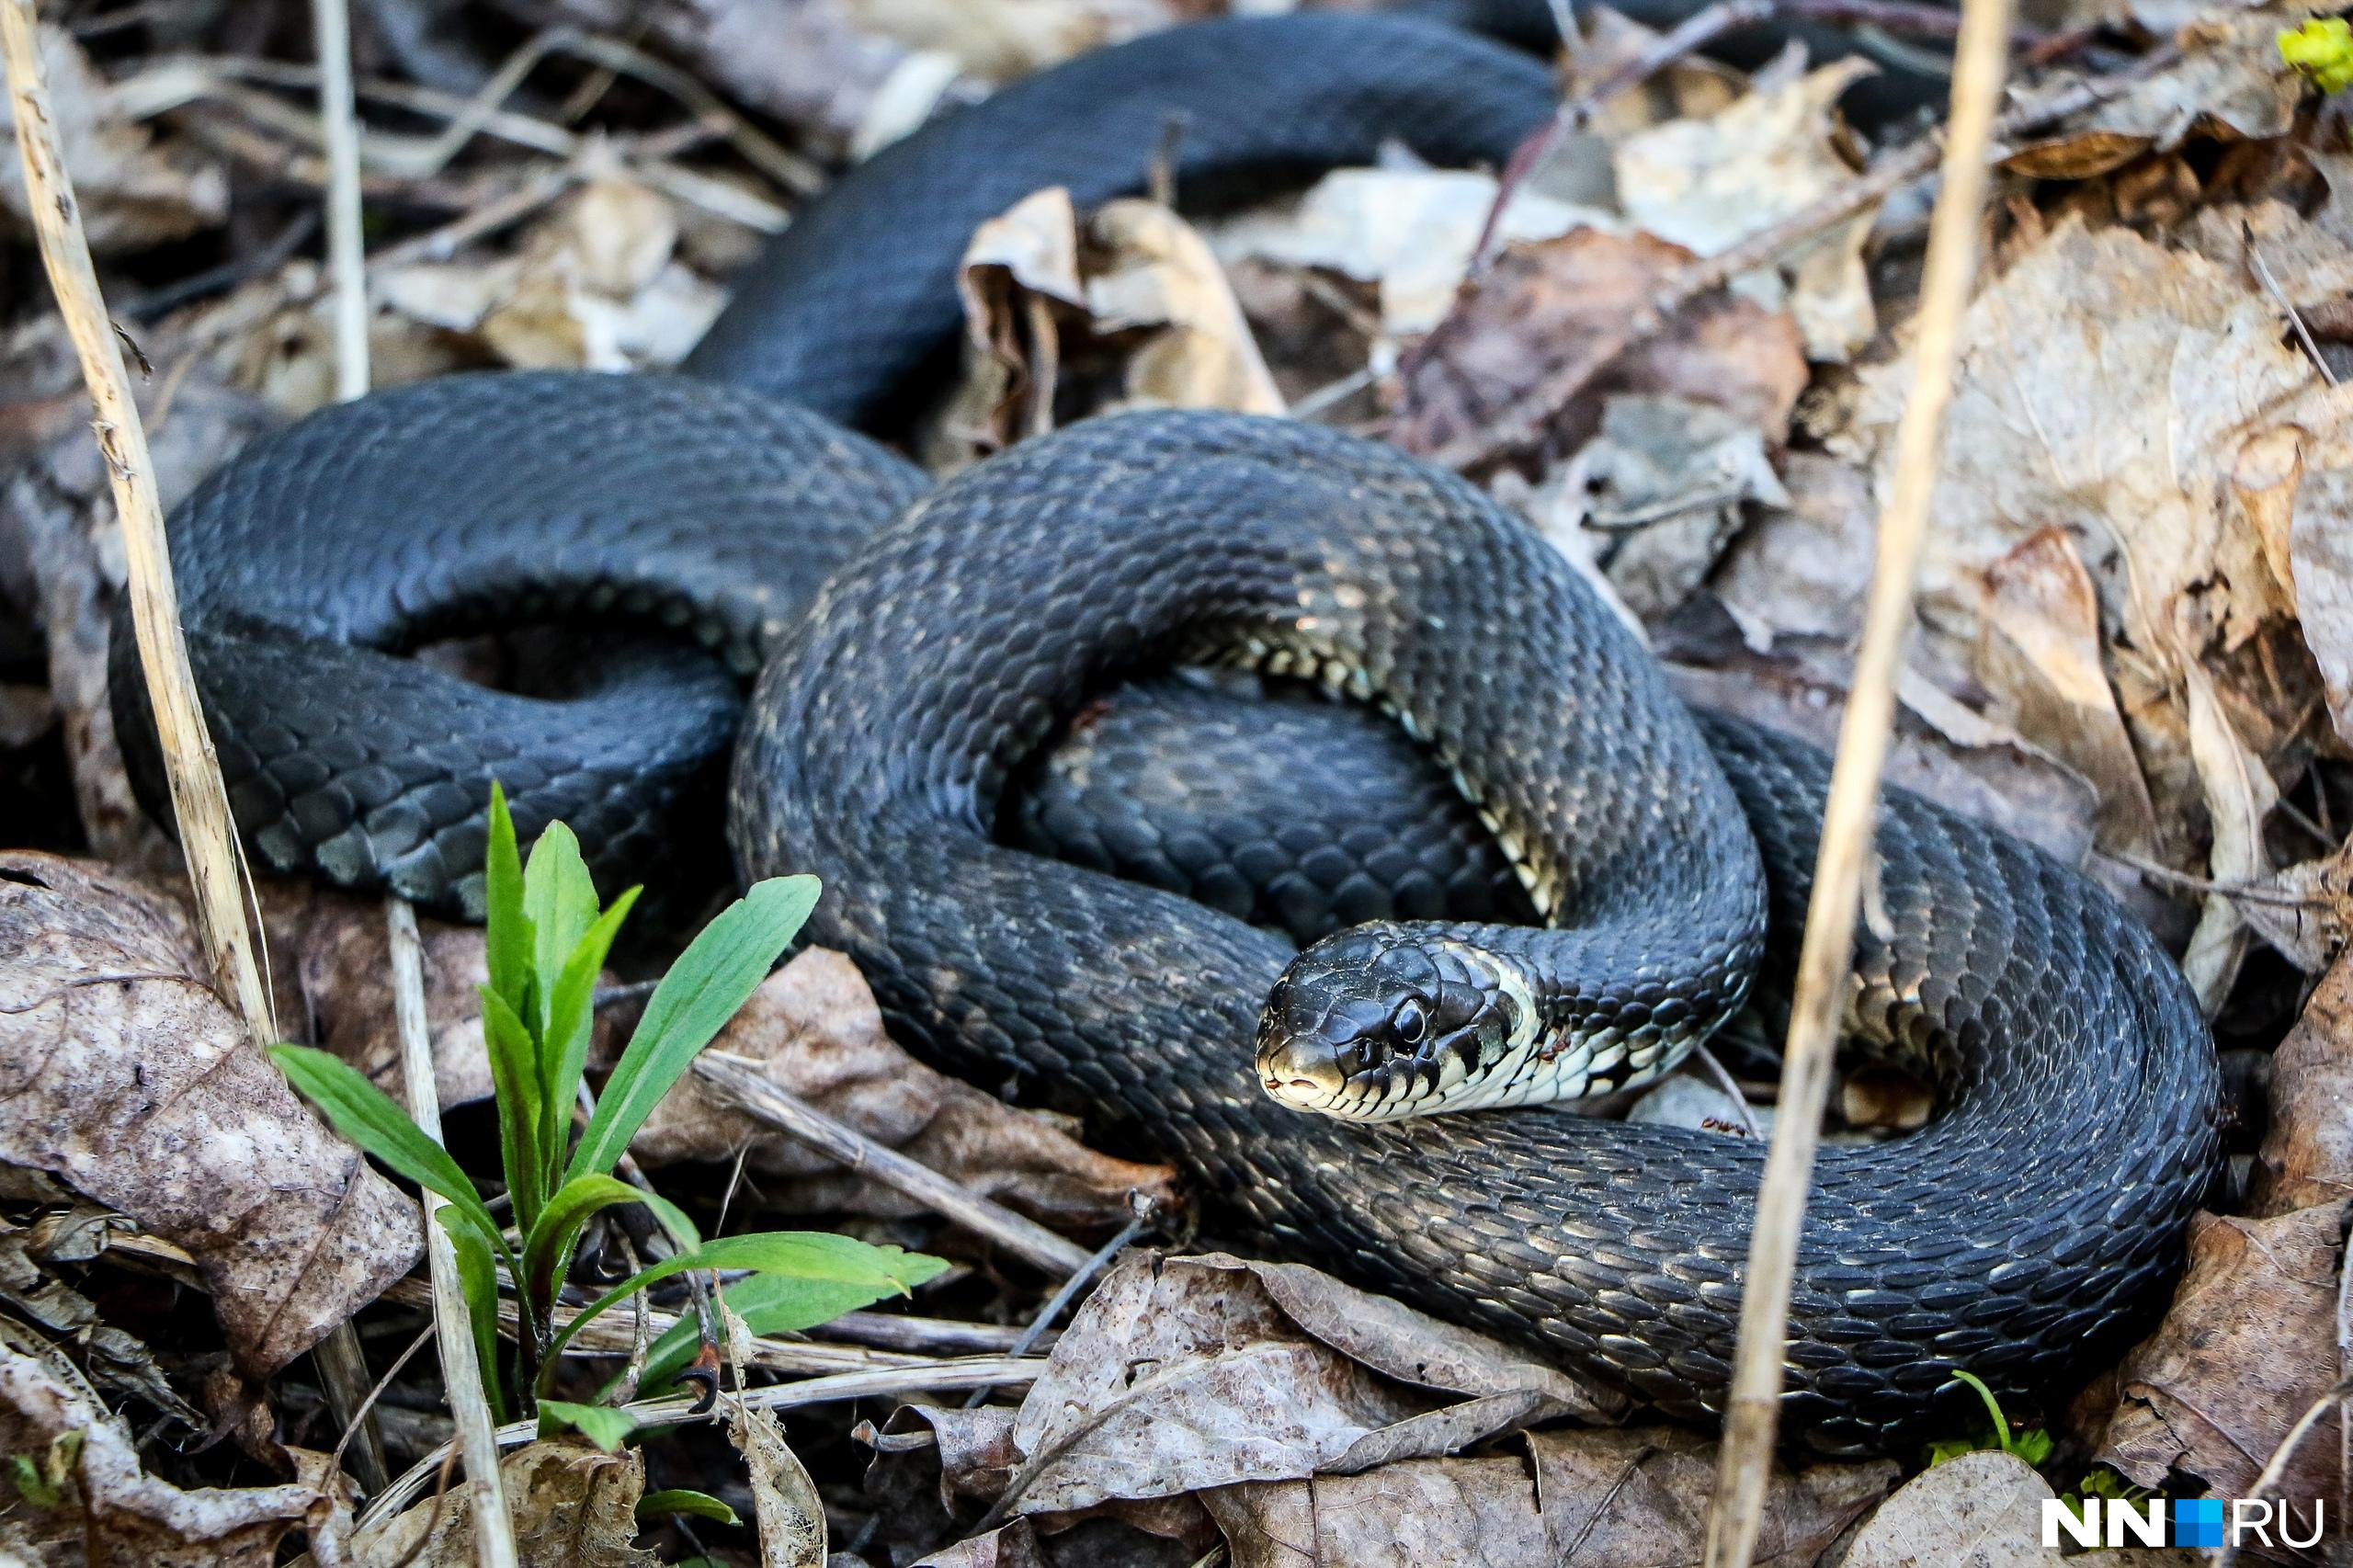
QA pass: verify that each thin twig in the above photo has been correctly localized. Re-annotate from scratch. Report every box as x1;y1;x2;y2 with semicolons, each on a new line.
2245;220;2339;389
356;1357;1044;1531
693;1052;1095;1277
1690;1046;1764;1139
1433;44;2177;473
1699;0;2014;1552
329;1322;434;1485
389;898;520;1568
963;1197;1155;1408
1;0;273;1038
2213;1373;2353;1568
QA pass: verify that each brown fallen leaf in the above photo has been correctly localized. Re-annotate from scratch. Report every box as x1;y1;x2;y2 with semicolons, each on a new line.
2094;1201;2347;1548
1613;59;1880;361
2003;13;2307;179
915;1518;1050;1568
2282;390;2353;751
1202;1426;1893;1568
989;1251;1620;1517
1976;527;2161;858
927;186;1280;469
730;1400;826;1567
1392;226;1807;474
1826;1451;2063;1568
0;852;421;1380
2254;952;2353;1216
0;1334;323;1568
347;1439;655;1567
631;948;1176;1232
0;24;225;252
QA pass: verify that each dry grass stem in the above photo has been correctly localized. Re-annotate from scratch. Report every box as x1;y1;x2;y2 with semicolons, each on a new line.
694;1051;1096;1277
0;0;273;1035
1699;0;2015;1555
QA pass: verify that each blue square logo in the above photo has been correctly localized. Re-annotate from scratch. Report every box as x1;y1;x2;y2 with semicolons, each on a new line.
2173;1497;2224;1548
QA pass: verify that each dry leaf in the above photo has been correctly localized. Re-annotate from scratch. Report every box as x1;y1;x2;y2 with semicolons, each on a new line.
1829;213;2340;872
915;1519;1049;1567
1393;226;1807;467
930;187;1279;466
1560;393;1791;620
2284;394;2353;749
843;0;1177;81
2005;12;2306;177
1208;167;1601;339
631;949;1176;1232
1976;528;2160;857
350;1440;655;1567
1613;60;1880;360
2254;952;2353;1215
2179;657;2279;1009
1203;1426;1893;1568
2095;1201;2347;1547
2234;838;2353;976
730;1402;826;1567
994;1251;1618;1517
1708;449;1876;642
0;1337;321;1567
1826;1451;2066;1568
0;25;225;252
0;853;421;1380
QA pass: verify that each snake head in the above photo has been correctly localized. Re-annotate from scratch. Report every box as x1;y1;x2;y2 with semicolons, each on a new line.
1256;924;1523;1120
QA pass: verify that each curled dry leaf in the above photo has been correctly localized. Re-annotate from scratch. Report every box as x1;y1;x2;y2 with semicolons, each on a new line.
2253;951;2353;1215
1613;60;1880;361
631;948;1177;1232
915;1518;1050;1568
1392;226;1807;474
0;24;225;252
2094;1200;2347;1548
0;1336;322;1568
1202;1426;1894;1568
1976;527;2160;858
0;852;421;1380
991;1250;1620;1517
2281;391;2353;750
730;1401;826;1568
348;1439;655;1567
2179;656;2279;1009
929;186;1279;468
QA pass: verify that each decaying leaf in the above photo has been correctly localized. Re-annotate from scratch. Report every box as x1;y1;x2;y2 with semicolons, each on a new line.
2254;952;2353;1214
991;1251;1620;1517
1393;226;1808;469
631;948;1177;1232
349;1439;655;1567
729;1401;826;1567
1826;1451;2063;1568
0;1335;323;1568
0;25;225;252
2094;1201;2347;1542
1201;1426;1893;1568
0;853;420;1380
1976;528;2160;858
842;0;1180;82
1558;392;1792;620
2003;12;2309;178
929;186;1279;467
2179;656;2279;1009
1613;59;1880;360
2283;392;2353;749
0;1216;199;1426
914;1518;1050;1567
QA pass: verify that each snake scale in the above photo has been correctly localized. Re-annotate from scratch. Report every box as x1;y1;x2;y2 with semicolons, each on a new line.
111;10;2218;1455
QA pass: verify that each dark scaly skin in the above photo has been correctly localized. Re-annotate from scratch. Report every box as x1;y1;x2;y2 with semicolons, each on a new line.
108;12;2221;1452
734;410;2218;1456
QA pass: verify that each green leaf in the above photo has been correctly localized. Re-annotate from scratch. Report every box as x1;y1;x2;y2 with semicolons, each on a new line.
2282;17;2353;93
483;782;533;1025
637;1269;915;1394
636;1488;737;1526
520;1175;651;1314
441;1212;509;1425
6;1454;58;1509
641;1189;699;1252
479;986;546;1232
269;1045;503;1248
537;888;639;1176
568;876;819;1184
539;1399;636;1452
543;1227;943;1372
523;821;600;1040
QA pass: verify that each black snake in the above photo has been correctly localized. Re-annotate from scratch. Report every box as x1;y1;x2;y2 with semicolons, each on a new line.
111;9;2218;1455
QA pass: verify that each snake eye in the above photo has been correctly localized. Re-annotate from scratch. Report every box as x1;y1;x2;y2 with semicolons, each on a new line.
1392;997;1429;1047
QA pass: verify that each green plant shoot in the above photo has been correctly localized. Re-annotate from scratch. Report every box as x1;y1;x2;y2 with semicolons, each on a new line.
1923;1369;2053;1468
273;783;947;1443
2281;17;2353;94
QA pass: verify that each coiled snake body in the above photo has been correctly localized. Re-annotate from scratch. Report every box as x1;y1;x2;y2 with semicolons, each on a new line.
113;11;2218;1455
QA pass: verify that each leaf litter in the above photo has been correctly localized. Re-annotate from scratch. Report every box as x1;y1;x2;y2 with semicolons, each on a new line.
6;0;2353;1562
